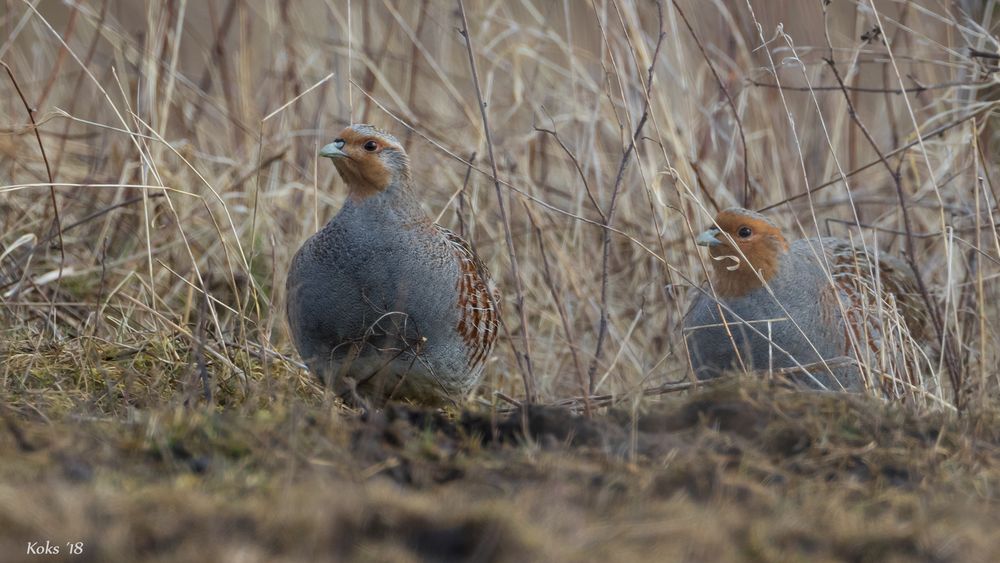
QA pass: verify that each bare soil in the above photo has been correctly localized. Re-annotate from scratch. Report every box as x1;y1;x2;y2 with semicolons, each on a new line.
2;380;999;562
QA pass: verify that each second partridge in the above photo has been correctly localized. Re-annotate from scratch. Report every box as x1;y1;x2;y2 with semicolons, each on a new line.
683;207;930;396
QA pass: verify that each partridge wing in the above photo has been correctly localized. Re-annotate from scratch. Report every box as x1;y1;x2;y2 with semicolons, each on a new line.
826;240;930;343
436;226;502;371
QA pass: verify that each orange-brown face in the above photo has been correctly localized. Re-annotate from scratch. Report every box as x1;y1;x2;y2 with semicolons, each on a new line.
696;208;790;298
320;125;409;198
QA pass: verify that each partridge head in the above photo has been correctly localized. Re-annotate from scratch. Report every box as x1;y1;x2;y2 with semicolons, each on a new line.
695;208;790;298
320;124;411;198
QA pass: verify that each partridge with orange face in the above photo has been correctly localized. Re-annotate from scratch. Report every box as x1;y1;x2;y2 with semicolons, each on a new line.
683;207;930;396
286;124;501;405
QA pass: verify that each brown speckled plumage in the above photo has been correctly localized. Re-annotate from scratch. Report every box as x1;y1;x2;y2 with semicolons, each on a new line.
440;226;502;371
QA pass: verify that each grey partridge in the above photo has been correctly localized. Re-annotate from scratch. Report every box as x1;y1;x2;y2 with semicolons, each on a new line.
683;207;931;397
286;124;501;405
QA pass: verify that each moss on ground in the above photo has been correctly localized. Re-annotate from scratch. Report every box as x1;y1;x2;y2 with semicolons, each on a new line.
1;337;999;562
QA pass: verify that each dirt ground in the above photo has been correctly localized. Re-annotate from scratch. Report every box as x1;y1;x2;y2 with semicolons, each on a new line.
2;378;999;563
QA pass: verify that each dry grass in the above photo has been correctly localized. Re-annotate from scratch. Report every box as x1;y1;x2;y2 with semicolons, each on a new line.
2;0;998;404
2;0;1000;560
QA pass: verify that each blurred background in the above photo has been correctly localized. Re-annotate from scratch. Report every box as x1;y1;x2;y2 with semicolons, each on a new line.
2;0;998;410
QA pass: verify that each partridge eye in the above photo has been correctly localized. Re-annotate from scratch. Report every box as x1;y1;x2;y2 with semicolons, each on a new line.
738;226;753;238
363;140;379;152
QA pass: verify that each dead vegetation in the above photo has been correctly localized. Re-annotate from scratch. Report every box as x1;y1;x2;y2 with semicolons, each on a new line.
2;0;1000;560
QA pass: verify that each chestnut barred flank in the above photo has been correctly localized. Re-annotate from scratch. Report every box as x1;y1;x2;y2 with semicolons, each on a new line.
440;226;502;372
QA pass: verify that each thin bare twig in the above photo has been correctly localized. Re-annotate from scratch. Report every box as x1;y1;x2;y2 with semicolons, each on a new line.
456;151;476;237
456;0;536;403
587;0;665;393
525;203;591;416
0;193;166;293
749;78;991;94
672;0;751;207
533;112;607;223
2;60;64;294
757;105;994;212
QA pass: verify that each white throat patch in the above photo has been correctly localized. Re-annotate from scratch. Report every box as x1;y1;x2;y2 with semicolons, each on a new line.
712;254;741;271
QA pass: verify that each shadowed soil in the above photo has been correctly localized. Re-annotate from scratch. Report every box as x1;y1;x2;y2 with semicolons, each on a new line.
2;380;999;562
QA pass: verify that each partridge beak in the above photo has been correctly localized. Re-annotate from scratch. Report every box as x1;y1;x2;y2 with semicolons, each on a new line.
696;227;722;247
320;139;347;159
